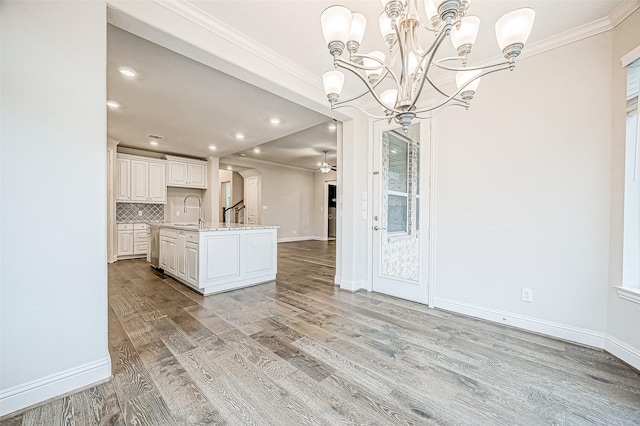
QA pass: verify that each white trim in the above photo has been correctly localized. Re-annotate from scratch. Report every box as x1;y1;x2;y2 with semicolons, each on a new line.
277;236;315;243
622;45;640;67
339;278;368;292
151;0;320;89
0;357;111;417
605;335;640;371
434;297;607;348
615;286;640;304
221;156;313;173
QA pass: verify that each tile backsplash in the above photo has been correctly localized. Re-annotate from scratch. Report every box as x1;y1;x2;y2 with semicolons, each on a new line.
116;203;165;222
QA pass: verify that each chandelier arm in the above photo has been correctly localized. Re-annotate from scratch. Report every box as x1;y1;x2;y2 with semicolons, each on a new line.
331;102;392;120
408;27;450;111
414;102;469;120
339;56;399;86
333;61;405;114
424;74;464;102
413;65;514;114
333;60;400;106
412;0;439;33
432;59;512;73
392;17;409;93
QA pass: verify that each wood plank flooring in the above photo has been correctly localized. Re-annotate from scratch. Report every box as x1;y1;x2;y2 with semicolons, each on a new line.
3;240;640;425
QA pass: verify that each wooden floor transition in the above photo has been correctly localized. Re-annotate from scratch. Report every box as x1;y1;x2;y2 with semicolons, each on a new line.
3;240;640;425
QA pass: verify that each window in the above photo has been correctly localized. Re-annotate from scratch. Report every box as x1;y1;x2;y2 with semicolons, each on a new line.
387;134;409;233
618;52;640;303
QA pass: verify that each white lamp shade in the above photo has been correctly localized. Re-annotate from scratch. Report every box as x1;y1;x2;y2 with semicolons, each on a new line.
380;89;398;108
323;70;345;96
495;8;535;51
456;69;482;92
451;16;480;49
320;162;332;174
363;51;386;77
321;6;353;45
379;13;393;38
348;13;367;44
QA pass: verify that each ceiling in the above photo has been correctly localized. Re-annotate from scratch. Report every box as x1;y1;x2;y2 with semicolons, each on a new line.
107;0;636;171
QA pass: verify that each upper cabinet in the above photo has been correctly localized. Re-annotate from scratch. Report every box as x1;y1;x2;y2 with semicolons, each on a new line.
116;154;167;203
166;155;207;189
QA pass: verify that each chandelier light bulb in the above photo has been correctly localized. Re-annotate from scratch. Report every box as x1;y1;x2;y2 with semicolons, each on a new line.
348;13;367;44
424;0;442;26
380;89;398;109
323;70;345;102
495;8;536;54
378;13;394;38
456;69;482;92
363;51;386;80
451;16;480;50
321;6;353;46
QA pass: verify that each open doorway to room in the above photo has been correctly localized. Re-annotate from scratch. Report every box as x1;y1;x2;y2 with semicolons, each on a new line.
327;182;337;240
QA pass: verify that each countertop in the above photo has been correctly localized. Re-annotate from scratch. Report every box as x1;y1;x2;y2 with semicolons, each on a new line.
155;223;279;232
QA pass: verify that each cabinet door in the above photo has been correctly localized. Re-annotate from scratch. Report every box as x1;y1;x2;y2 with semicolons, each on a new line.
167;161;188;186
117;230;134;256
148;162;166;203
188;163;206;188
159;238;169;270
167;239;177;275
176;232;187;279
115;158;131;201
185;242;199;286
130;160;149;202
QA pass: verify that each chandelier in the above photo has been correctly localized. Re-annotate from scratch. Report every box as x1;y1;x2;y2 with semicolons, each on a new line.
320;0;536;132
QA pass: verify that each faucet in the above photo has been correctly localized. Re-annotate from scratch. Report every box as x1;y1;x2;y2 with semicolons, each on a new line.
183;195;205;228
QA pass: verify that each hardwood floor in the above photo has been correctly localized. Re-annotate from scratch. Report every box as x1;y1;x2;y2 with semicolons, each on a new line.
3;240;640;425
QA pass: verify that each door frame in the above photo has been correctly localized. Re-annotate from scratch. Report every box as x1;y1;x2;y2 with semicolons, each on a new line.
369;117;436;306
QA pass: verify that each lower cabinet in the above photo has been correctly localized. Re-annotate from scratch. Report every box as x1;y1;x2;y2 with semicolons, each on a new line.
118;223;148;259
160;229;198;285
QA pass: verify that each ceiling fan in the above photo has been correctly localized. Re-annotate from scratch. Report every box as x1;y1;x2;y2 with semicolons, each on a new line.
317;150;337;174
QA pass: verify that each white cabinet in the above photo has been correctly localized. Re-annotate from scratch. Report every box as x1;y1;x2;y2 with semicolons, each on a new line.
176;231;199;285
133;223;148;255
116;154;167;203
159;229;177;275
115;158;131;201
117;224;134;256
166;155;207;189
118;223;148;258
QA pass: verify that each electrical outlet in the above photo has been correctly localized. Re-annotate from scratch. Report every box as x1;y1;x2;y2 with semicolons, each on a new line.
522;288;533;302
293;230;297;235
138;211;143;216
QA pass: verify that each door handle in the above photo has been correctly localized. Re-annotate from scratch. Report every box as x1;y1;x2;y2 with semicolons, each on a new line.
373;226;386;231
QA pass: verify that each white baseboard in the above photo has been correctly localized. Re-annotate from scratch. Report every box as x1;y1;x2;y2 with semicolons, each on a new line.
605;335;640;371
277;236;314;243
434;297;607;349
339;279;368;292
0;357;111;417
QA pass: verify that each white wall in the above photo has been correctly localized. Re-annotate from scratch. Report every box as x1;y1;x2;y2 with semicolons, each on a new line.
165;187;205;223
607;9;640;364
0;1;110;416
222;159;316;241
431;32;613;343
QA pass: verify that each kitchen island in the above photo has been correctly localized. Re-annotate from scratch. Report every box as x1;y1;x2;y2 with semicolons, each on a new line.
157;223;278;295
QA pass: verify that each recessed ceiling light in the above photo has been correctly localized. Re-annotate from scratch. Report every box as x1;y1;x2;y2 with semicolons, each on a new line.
226;165;233;170
106;100;120;108
269;117;281;125
317;162;322;166
118;67;137;78
253;148;261;153
239;153;247;157
235;133;245;140
149;141;158;146
209;145;217;151
328;123;337;131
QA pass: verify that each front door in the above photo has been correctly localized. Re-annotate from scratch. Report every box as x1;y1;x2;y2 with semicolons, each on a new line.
372;120;429;304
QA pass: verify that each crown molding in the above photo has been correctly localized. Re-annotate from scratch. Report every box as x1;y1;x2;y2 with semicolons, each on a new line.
220;156;313;173
152;0;321;89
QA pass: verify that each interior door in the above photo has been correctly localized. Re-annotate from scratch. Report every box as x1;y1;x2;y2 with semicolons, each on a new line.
372;120;429;304
245;175;260;225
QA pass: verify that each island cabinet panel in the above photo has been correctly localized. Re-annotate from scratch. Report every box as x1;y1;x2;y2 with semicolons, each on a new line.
245;233;274;273
158;225;278;295
203;234;240;280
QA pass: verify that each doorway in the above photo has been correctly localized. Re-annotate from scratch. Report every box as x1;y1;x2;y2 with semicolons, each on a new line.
327;182;337;239
371;120;430;304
